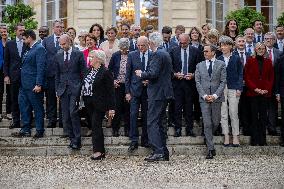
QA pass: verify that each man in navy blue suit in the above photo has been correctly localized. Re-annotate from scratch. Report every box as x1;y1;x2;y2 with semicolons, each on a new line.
170;33;202;137
125;36;152;152
253;20;264;43
12;30;46;138
136;32;174;162
129;25;141;52
55;34;86;149
42;20;63;128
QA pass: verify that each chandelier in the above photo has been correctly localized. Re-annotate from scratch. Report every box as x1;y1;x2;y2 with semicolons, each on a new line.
118;0;148;23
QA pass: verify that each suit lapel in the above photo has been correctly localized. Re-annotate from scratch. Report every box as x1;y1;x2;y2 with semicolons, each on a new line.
212;60;218;78
177;48;182;71
202;61;210;78
187;48;192;72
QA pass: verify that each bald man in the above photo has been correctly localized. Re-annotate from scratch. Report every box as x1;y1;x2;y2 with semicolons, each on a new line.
125;36;153;152
170;33;203;137
55;34;86;149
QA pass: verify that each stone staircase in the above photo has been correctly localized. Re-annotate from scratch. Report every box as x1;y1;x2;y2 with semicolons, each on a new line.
0;119;284;157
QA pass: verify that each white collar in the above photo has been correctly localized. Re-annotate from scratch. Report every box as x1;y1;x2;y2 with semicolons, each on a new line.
30;41;37;49
65;47;72;54
16;37;22;42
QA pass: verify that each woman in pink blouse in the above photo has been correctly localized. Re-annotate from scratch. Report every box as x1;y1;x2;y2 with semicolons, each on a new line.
83;33;99;68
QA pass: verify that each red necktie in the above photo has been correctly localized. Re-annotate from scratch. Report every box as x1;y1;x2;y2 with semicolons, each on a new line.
268;50;272;61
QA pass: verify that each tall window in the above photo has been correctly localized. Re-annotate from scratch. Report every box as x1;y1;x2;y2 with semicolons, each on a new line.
206;0;226;32
0;0;16;22
114;0;160;32
243;0;275;32
45;0;67;31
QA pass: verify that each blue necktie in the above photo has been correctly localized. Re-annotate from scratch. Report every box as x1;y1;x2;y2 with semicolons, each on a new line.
247;44;252;56
141;53;146;71
208;60;212;77
257;35;261;42
183;49;188;75
56;36;60;50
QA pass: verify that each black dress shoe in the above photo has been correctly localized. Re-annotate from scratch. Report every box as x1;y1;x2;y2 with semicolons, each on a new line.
141;142;150;148
70;144;81;150
186;130;196;137
144;153;168;162
268;130;279;136
112;130;119;137
47;122;56;128
128;142;138;152
0;115;3;122
174;129;181;137
11;132;31;137
9;123;21;129
90;153;105;160
211;149;216;156
206;151;214;159
60;135;69;138
33;132;44;138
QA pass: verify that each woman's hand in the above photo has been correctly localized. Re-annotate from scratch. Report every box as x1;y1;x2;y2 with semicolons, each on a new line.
108;110;115;119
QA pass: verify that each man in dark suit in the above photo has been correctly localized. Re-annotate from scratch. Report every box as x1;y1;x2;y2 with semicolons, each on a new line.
275;54;284;146
11;30;46;138
136;32;174;162
233;35;251;136
161;26;178;52
195;44;226;159
264;32;281;136
170;25;185;46
253;20;264;43
170;34;202;137
38;26;49;43
55;34;86;149
274;25;284;52
42;20;63;128
129;25;141;52
125;36;152;152
4;23;27;129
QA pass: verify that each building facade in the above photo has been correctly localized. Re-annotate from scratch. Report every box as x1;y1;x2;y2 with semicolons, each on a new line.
1;0;284;33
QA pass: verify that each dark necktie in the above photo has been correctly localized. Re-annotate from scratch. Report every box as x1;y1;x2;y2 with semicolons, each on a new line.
208;60;212;77
183;49;188;75
247;44;252;56
165;42;169;51
56;36;60;49
257;35;261;42
240;52;245;65
64;51;69;66
279;40;283;51
142;53;146;71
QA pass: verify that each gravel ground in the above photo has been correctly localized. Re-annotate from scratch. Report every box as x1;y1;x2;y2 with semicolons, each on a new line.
0;155;284;189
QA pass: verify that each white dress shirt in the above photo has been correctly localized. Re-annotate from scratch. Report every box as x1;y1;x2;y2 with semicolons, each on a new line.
266;47;274;64
223;54;232;67
203;57;218;100
277;39;283;52
64;47;72;61
140;50;149;70
54;34;60;47
237;49;246;65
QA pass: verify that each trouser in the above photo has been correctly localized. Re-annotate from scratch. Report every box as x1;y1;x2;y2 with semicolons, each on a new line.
200;102;222;151
239;86;251;135
280;98;284;142
60;87;81;146
0;69;3;114
250;96;267;145
220;87;240;135
129;86;148;143
19;88;44;134
46;76;57;124
266;96;278;132
10;82;20;124
147;100;168;155
112;84;130;133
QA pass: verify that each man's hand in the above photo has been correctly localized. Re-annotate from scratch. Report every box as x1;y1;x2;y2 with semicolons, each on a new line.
254;88;261;94
185;73;194;80
174;72;184;80
33;85;42;93
276;95;280;103
142;80;149;86
125;93;131;102
236;90;241;97
135;70;142;77
114;80;120;88
205;95;212;103
4;76;10;84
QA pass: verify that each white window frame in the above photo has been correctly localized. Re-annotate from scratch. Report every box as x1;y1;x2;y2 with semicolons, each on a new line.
43;0;67;26
112;0;162;31
240;0;276;31
206;0;227;31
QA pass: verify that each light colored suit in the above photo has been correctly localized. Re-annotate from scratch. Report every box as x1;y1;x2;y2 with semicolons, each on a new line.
195;59;226;151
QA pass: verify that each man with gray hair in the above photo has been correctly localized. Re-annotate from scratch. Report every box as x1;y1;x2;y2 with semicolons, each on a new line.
55;34;86;149
135;32;174;161
129;25;141;51
125;36;152;152
264;32;281;136
108;38;131;137
244;28;255;56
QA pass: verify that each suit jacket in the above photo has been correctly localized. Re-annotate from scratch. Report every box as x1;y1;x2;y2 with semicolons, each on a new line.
161;41;178;52
170;36;179;46
83;66;115;112
42;34;61;77
20;42;46;90
55;48;86;97
129;38;138;52
4;39;28;83
195;59;227;103
125;50;152;97
217;54;243;91
170;45;203;89
0;39;3;70
141;49;174;101
244;56;274;97
275;54;284;96
265;48;281;66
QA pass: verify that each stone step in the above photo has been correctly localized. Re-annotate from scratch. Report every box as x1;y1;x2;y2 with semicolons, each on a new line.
0;127;206;137
0;145;283;156
0;135;281;147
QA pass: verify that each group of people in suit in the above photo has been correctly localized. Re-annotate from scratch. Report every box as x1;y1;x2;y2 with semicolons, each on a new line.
2;18;284;161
